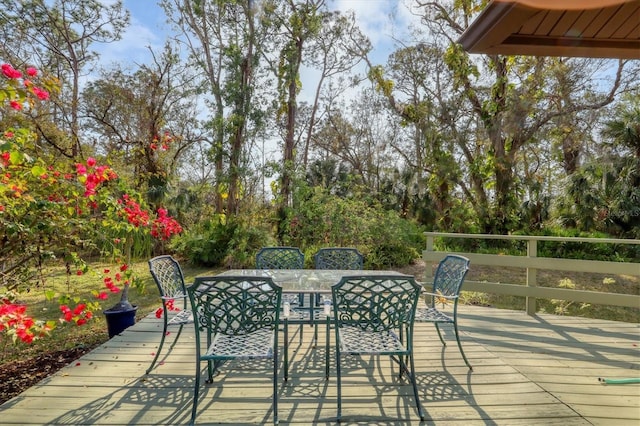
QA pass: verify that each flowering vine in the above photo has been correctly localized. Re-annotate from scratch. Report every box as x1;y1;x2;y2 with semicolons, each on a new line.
1;63;183;344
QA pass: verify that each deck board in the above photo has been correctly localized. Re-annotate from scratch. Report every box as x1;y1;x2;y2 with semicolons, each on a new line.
0;305;638;425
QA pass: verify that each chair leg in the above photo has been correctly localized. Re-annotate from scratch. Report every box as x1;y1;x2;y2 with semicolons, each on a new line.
283;319;289;381
434;322;447;346
324;318;330;379
146;316;169;374
206;360;215;383
273;347;279;424
168;323;184;350
335;349;342;422
453;321;473;370
190;363;201;426
408;354;426;421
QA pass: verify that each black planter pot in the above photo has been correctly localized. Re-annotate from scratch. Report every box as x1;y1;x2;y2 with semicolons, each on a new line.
104;305;138;338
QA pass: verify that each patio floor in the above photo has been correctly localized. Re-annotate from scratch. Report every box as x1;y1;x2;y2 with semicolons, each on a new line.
1;305;638;425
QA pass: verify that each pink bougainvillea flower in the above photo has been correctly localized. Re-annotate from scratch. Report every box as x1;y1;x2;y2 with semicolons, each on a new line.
75;163;87;175
1;63;22;79
86;157;96;167
9;100;22;111
32;87;49;100
96;292;109;300
26;67;37;77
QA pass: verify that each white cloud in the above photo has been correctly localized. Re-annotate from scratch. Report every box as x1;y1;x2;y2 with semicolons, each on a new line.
329;0;422;64
95;0;167;68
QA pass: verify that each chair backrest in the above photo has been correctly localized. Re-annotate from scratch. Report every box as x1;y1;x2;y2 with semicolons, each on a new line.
314;248;363;270
148;255;188;299
256;247;304;269
331;275;421;333
189;276;282;336
431;255;470;298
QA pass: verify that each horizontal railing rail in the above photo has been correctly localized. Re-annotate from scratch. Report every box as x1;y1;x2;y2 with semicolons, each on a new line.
423;232;640;315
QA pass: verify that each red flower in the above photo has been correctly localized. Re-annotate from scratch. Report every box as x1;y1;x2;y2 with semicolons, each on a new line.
9;100;22;110
75;163;87;175
26;67;37;77
31;87;49;100
1;64;22;79
72;304;86;315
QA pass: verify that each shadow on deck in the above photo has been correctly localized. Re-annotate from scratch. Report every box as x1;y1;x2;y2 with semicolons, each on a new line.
1;305;638;425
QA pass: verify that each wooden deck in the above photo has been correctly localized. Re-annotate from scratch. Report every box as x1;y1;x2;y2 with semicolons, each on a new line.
1;305;638;425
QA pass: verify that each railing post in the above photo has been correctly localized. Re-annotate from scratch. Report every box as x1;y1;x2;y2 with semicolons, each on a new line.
526;238;538;315
425;235;434;283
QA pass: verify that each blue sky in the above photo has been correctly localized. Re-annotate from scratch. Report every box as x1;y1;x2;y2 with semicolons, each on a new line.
99;0;421;70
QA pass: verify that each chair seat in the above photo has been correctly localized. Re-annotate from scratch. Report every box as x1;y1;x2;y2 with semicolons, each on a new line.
338;326;407;354
168;309;193;326
204;328;275;359
414;306;454;323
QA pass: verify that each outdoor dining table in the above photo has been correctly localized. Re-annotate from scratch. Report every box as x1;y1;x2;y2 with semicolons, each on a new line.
216;268;404;291
214;269;406;378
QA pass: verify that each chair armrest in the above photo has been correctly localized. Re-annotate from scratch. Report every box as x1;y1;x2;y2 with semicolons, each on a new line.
421;292;458;300
162;293;188;300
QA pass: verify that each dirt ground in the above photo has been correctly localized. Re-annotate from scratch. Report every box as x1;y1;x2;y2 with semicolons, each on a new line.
0;345;100;405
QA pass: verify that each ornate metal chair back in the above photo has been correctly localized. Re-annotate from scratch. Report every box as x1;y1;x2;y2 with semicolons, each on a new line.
314;247;363;270
256;246;304;269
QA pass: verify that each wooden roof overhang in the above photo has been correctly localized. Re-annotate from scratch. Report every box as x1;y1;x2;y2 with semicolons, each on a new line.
458;0;640;59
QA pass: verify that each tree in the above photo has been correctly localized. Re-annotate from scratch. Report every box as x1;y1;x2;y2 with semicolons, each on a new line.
163;0;263;216
405;1;639;234
0;0;129;158
260;0;324;238
300;10;370;167
81;43;202;213
1;63;182;343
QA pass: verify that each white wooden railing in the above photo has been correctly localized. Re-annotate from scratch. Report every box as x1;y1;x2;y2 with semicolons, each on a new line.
423;232;640;315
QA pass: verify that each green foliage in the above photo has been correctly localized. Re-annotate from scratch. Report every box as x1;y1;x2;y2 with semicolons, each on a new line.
171;215;234;267
535;228;638;261
172;210;275;268
225;217;275;268
555;96;640;239
284;186;425;268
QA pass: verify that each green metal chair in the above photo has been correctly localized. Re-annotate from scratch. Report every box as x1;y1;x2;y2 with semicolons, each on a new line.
314;247;364;270
187;276;282;425
256;246;308;378
330;274;425;422
414;254;472;370
146;255;193;374
311;248;364;361
255;246;304;269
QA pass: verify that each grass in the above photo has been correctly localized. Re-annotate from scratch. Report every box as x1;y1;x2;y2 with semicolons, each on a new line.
462;264;640;323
